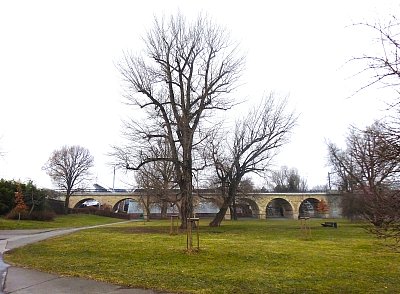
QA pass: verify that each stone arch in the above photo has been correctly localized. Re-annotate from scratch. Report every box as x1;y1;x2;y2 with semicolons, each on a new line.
113;198;143;214
266;198;294;218
73;198;100;209
236;197;260;218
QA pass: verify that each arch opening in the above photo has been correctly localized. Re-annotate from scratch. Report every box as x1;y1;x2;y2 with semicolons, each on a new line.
299;198;320;218
113;198;143;215
74;198;100;209
194;200;219;218
235;198;260;218
266;198;293;218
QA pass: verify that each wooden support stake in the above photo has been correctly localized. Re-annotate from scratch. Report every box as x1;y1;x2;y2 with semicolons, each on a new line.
170;214;179;235
299;216;311;238
186;217;200;252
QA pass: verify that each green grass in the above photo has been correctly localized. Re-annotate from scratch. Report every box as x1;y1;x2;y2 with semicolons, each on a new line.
4;219;400;293
0;214;123;229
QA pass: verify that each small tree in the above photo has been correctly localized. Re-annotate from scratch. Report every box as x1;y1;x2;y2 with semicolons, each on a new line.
135;153;176;219
14;184;28;219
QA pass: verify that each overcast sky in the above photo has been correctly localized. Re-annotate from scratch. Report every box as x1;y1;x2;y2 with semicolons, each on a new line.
1;1;399;190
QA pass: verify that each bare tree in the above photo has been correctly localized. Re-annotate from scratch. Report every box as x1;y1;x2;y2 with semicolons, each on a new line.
328;123;400;192
327;122;400;247
208;94;297;226
43;145;94;212
269;166;308;192
116;13;243;228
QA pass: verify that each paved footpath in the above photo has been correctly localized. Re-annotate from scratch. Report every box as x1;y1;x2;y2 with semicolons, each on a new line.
0;221;166;294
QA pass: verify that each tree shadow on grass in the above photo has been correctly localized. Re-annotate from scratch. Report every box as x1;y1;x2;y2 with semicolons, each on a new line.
100;226;179;235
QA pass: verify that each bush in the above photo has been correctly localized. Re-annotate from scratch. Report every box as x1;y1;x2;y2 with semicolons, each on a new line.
69;207;131;220
5;209;30;220
0;179;49;216
46;198;65;215
29;211;56;221
72;206;99;214
95;209;130;219
5;209;56;221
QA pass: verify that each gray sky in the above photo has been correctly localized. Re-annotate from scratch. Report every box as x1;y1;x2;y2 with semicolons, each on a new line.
0;0;398;190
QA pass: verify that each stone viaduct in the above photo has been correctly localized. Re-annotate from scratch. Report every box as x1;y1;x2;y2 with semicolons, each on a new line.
68;190;342;219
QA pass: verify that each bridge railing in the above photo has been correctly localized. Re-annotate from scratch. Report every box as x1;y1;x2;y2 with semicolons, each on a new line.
56;189;136;194
61;188;335;195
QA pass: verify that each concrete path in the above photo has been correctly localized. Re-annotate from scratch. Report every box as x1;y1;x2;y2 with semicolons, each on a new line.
0;222;166;294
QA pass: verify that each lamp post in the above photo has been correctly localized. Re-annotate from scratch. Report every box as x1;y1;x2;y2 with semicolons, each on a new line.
328;172;332;190
112;166;116;192
328;171;337;191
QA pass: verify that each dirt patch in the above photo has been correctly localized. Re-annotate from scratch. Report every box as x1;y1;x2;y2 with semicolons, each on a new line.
124;226;169;234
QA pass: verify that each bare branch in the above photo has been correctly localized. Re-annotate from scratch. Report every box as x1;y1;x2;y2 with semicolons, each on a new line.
349;19;400;103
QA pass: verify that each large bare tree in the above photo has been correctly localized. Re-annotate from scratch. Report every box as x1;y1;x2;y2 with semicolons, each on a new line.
43;145;94;212
327;123;400;247
333;16;400;245
328;123;400;194
116;14;243;228
208;94;296;227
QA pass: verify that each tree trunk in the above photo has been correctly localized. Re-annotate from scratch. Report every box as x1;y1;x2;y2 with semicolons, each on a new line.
179;178;193;229
179;162;194;229
209;197;230;227
145;205;151;221
178;139;194;229
160;201;168;218
64;194;70;214
232;197;238;220
209;180;240;227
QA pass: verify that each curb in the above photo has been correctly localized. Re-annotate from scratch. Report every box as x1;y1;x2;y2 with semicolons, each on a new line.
0;254;9;294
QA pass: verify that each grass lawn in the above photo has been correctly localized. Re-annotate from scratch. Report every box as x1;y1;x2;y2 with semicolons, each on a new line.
0;214;124;230
4;218;400;293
